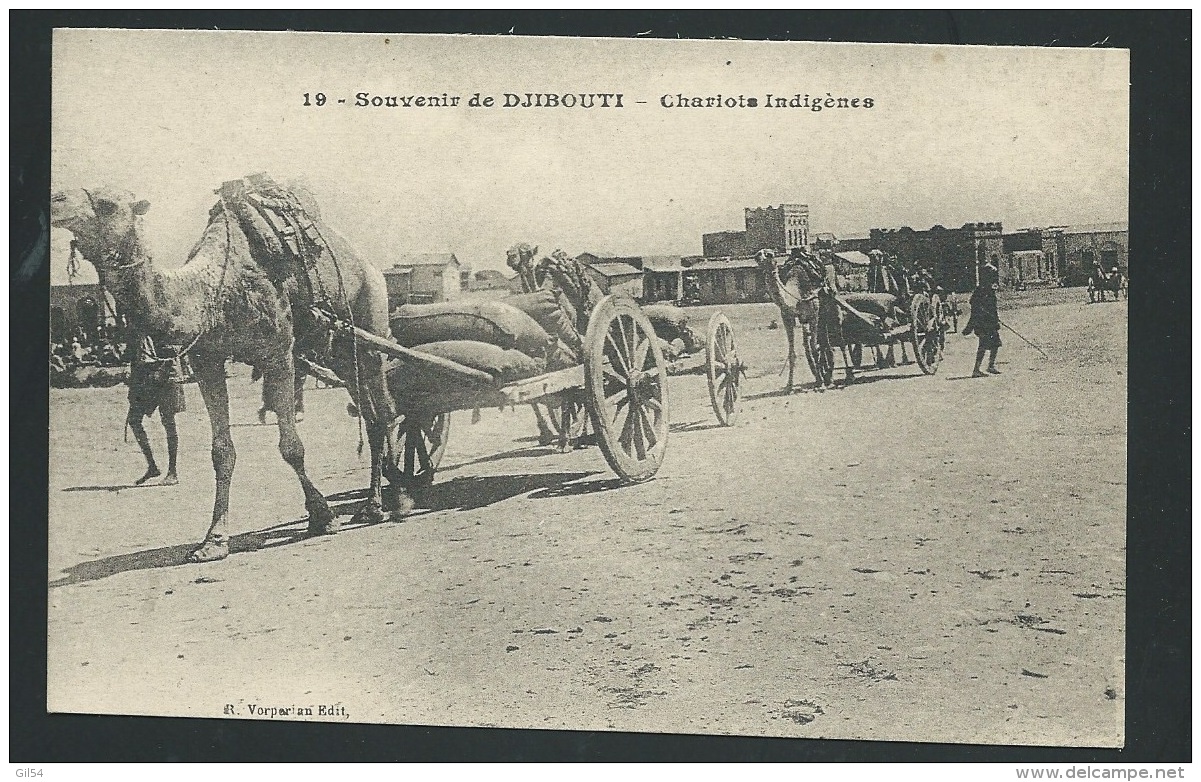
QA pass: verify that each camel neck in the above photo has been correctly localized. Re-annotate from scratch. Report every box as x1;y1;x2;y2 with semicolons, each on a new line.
763;263;789;309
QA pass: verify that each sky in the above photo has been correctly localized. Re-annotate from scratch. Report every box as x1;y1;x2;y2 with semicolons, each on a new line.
51;30;1128;284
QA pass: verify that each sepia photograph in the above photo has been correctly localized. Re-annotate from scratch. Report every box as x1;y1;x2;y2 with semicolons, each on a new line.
40;24;1138;752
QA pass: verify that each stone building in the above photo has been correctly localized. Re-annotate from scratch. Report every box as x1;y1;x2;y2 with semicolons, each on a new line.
701;203;810;257
745;204;810;254
701;230;749;258
382;253;466;309
679;257;768;305
1044;222;1128;286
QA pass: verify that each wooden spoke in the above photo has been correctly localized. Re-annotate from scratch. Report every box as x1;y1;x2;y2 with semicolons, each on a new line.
604;331;630;377
413;429;431;471
638;406;658;450
620;315;636;365
631;405;647;460
403;438;416;476
633;331;652;372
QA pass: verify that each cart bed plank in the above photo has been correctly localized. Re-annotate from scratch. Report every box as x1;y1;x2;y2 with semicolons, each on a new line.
501;365;585;404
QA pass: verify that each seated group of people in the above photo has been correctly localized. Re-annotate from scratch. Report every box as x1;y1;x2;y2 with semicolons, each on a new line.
50;327;126;372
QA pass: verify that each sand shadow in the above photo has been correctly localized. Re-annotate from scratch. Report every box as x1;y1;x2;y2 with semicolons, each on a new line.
527;476;626;499
62;482;160;493
838;371;928;387
49;470;586;586
49;517;316;588
743;385;823;401
408;471;599;512
439;445;562;474
670;420;724;434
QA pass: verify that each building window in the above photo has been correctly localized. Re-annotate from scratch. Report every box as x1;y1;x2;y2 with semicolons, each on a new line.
735;271;746;293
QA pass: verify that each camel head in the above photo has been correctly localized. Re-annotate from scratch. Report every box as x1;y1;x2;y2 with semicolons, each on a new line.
505;243;538;272
51;187;150;269
754;248;777;271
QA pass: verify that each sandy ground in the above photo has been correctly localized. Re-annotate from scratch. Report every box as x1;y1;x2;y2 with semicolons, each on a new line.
47;288;1126;747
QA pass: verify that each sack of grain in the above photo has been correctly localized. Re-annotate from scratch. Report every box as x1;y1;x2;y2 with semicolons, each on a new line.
386;340;547;411
642;304;701;353
507;290;583;368
390;300;553;359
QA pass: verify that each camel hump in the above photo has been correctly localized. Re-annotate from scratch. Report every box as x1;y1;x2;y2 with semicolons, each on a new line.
215;173;328;285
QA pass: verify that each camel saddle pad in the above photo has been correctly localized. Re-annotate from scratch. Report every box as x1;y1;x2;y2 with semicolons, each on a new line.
217;173;325;271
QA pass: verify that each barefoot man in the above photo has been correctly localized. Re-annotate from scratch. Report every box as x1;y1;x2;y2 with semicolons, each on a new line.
126;332;185;485
963;260;1002;377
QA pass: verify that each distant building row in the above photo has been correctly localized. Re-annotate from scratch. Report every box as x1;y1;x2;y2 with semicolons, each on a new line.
822;221;1128;291
702;203;1127;293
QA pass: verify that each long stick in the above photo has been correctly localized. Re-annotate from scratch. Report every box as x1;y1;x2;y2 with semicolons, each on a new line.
999;319;1048;359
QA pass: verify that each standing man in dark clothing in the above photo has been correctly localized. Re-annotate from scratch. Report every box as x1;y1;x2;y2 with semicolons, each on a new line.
127;332;185;485
963;260;1002;377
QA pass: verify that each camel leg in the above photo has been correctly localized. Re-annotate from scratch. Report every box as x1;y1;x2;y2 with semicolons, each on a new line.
189;356;236;563
262;359;336;536
782;314;796;392
532;403;557;445
839;344;856;384
350;351;413;522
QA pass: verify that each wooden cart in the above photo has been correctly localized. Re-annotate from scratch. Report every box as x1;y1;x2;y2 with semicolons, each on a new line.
802;289;945;385
317;295;744;488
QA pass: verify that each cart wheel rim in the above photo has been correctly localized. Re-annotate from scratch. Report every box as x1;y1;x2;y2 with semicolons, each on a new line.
909;294;942;375
387;412;450;486
583;296;668;482
706;312;739;426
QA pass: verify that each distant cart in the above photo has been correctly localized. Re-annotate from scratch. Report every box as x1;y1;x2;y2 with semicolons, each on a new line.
793;251;946;384
313;295;744;487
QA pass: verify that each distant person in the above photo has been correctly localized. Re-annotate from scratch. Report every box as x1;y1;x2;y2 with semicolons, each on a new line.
253;365;305;424
126;332;185;485
963;262;1002;377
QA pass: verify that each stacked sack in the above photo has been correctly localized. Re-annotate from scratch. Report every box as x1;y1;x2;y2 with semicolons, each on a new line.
641;304;702;359
506;289;587;370
386;300;555;411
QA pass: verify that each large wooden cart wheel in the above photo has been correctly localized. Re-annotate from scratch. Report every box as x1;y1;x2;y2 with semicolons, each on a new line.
384;412;451;487
583;296;669;483
909;293;942;375
706;312;741;426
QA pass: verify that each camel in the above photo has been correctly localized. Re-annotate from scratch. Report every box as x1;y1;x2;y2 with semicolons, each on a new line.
757;248;873;388
505;244;600;447
755;248;826;390
50;181;407;563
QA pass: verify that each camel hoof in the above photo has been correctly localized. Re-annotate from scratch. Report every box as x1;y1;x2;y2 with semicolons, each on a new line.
188;539;228;563
161;472;179;486
351;502;386;526
307;501;340;536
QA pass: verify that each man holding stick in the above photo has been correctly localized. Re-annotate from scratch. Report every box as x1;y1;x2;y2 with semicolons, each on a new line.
963;260;1002;377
